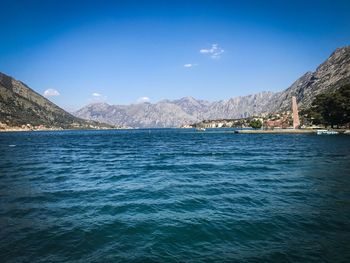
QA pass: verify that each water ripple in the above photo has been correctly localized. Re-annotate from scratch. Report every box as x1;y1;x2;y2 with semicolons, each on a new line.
0;129;349;262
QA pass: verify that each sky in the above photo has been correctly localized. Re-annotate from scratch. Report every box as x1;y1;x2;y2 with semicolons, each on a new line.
0;0;350;111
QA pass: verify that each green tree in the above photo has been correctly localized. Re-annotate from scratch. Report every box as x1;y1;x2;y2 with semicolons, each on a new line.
250;119;262;129
311;85;350;128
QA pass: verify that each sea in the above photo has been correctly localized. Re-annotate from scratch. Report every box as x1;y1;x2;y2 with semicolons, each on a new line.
0;129;349;262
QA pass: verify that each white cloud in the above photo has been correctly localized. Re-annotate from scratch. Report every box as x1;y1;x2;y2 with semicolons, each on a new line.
199;49;210;54
137;96;150;103
183;63;198;68
43;88;60;97
200;44;224;59
89;92;107;104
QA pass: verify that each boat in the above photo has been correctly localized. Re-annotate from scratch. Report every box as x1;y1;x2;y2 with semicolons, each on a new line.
316;129;339;135
196;127;206;132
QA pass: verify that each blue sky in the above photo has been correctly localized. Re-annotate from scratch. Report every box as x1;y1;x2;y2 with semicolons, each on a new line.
1;0;349;110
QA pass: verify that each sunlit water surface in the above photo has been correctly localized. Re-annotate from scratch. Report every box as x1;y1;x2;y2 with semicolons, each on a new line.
0;129;350;262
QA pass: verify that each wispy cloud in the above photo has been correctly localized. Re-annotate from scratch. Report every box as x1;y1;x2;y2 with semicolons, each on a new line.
184;63;198;68
137;96;150;103
200;44;224;59
92;92;102;97
43;88;60;97
89;92;107;103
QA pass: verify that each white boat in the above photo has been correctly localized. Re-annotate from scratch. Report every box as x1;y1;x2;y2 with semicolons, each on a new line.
317;129;339;135
196;127;206;132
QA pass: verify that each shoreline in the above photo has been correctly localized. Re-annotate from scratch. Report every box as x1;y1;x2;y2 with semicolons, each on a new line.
233;129;350;134
0;127;126;133
233;129;316;134
1;127;349;134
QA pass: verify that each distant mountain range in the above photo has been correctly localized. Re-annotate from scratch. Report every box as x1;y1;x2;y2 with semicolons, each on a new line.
1;46;349;129
75;92;275;128
0;72;113;130
75;46;350;128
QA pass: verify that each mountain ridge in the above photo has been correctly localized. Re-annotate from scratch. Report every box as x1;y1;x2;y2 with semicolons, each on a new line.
267;46;350;112
1;46;349;129
75;46;350;128
75;91;276;128
0;72;113;130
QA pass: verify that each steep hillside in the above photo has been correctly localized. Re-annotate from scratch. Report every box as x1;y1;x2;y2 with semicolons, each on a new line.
0;72;112;129
267;46;350;112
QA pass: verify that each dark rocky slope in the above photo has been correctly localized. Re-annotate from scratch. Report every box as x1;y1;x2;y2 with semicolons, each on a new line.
0;72;112;129
267;46;350;112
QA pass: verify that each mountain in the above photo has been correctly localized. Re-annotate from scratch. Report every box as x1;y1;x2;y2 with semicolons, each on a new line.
75;92;275;128
205;91;275;120
74;46;349;128
75;101;199;128
267;46;350;112
0;72;113;130
3;47;348;130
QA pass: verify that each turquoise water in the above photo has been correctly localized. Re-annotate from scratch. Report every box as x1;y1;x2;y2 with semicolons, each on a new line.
0;129;350;262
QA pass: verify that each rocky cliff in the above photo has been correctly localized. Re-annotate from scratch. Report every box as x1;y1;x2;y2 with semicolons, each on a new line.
0;72;112;129
74;46;349;128
267;46;350;112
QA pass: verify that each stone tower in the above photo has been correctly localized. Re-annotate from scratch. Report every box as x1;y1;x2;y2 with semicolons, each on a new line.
292;96;300;129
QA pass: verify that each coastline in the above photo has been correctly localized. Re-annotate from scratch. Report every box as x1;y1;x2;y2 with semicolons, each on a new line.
0;127;125;133
2;127;349;134
233;129;350;134
234;129;316;134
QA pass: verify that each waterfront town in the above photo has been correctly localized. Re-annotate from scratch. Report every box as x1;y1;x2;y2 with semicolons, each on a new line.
184;96;350;133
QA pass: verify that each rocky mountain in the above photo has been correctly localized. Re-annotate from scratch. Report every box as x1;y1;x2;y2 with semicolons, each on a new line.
205;91;275;120
75;91;275;128
267;46;350;112
0;72;113;130
75;101;199;128
75;46;350;128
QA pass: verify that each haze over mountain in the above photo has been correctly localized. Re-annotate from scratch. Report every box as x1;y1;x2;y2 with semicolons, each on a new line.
75;46;350;128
